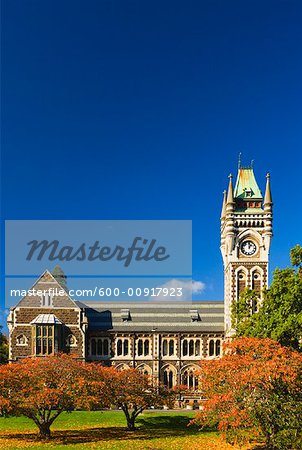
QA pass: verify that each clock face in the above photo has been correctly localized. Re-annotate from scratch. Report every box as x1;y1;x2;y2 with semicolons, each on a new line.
240;240;257;256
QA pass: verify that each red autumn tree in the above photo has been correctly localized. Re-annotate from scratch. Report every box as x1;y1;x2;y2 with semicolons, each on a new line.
92;367;174;430
193;337;302;449
0;355;105;439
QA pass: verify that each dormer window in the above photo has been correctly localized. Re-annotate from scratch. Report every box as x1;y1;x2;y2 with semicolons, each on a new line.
244;188;253;197
190;309;200;322
121;309;130;321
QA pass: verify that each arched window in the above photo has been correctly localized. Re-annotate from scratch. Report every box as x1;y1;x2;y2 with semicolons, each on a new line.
16;334;28;346
189;339;194;356
117;339;123;356
66;334;77;347
138;339;143;356
163;367;174;388
182;367;199;390
137;364;152;376
237;270;246;300
209;339;214;357
252;271;261;312
195;340;201;356
183;339;188;356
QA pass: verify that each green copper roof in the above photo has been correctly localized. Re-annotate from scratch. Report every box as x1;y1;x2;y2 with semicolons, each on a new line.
234;167;263;200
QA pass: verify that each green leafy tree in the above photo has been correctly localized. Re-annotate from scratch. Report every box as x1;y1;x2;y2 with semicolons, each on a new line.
290;244;302;269
231;288;259;336
231;245;302;351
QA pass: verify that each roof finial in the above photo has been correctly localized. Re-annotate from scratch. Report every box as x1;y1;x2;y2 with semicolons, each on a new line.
251;159;254;168
238;152;242;169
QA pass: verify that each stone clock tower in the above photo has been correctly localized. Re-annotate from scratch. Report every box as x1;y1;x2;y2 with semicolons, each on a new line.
220;162;273;335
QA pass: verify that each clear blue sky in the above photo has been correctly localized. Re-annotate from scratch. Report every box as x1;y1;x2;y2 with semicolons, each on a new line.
1;0;302;324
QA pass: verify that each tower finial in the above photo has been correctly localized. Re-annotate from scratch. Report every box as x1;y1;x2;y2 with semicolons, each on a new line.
251;159;254;169
264;172;272;205
238;152;242;169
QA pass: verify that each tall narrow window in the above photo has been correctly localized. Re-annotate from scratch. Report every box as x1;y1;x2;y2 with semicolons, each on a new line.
123;339;129;355
209;339;215;357
215;340;221;356
237;270;246;300
169;340;174;356
103;339;109;356
40;294;53;307
117;339;122;356
138;339;143;356
163;369;174;388
183;339;188;356
189;339;194;356
168;371;173;388
195;340;201;356
162;339;168;356
144;340;149;355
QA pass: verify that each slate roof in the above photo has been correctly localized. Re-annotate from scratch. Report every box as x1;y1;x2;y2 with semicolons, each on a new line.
76;301;224;333
30;314;62;325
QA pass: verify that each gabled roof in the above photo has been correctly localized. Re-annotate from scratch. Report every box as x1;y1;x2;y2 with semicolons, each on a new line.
14;270;80;309
234;167;263;200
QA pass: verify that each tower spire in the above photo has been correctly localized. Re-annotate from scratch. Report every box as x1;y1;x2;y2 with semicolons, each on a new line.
264;173;272;205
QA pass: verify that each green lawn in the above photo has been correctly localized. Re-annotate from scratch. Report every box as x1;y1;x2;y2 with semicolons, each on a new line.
0;410;256;449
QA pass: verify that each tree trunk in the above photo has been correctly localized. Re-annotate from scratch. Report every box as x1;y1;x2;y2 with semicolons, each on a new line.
38;422;51;439
126;417;136;431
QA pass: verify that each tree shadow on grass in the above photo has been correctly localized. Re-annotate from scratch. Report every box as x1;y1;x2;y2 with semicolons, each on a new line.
136;414;200;434
2;416;201;445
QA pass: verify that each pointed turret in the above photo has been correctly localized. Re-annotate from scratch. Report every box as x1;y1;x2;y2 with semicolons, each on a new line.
226;174;234;204
52;265;68;291
264;173;272;205
221;190;227;219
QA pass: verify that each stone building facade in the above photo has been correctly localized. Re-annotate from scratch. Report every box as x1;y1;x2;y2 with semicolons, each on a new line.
7;164;272;397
